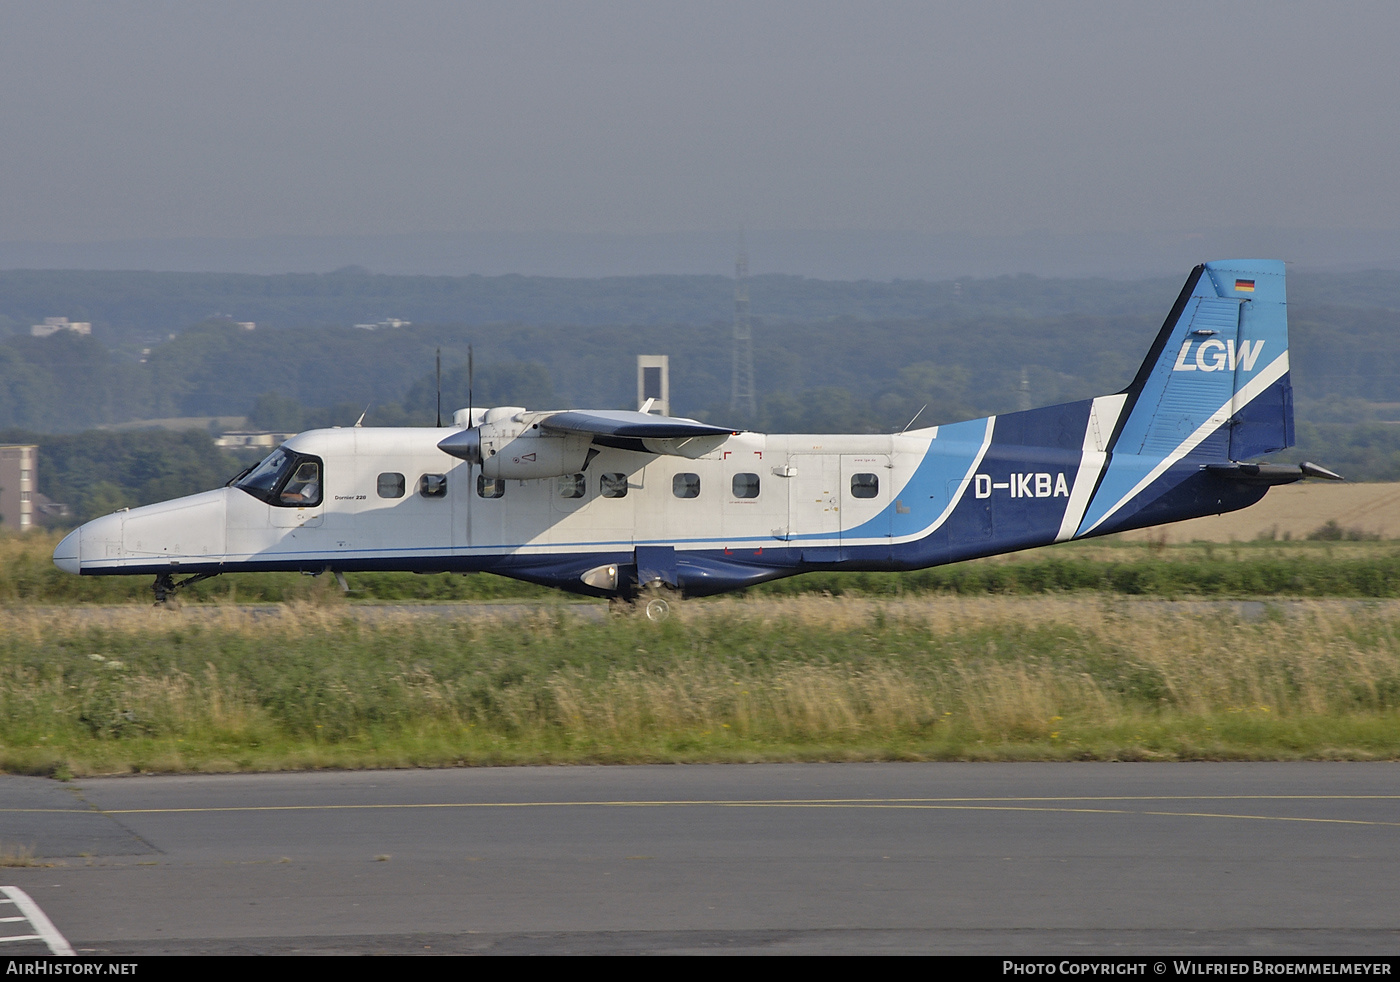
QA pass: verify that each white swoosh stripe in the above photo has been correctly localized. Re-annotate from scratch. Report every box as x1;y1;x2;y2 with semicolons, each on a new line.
1056;394;1125;542
1081;351;1289;536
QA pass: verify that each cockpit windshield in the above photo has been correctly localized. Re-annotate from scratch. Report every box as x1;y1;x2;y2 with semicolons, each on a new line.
233;447;324;507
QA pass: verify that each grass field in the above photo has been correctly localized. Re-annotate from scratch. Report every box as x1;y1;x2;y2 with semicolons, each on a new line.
2;596;1398;775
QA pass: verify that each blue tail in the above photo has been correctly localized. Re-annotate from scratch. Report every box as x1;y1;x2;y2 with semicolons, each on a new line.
1071;259;1292;537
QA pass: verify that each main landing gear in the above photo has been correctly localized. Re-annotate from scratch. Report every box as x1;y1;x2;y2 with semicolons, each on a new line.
609;583;681;622
641;589;674;623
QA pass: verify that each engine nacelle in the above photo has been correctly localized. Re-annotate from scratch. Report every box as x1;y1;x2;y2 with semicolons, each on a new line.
480;428;592;480
438;409;595;480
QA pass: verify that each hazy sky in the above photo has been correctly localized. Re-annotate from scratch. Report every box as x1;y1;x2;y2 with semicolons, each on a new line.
4;1;1400;245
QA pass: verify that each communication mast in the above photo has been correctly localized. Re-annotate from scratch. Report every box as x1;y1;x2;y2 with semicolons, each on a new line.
730;231;756;421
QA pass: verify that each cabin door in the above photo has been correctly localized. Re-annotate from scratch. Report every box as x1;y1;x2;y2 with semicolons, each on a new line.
785;454;842;543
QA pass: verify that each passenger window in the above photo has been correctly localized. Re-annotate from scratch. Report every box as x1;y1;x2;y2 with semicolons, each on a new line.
600;473;628;498
279;461;322;506
377;473;405;498
559;473;586;499
850;473;879;498
672;473;700;499
477;475;504;499
732;473;760;499
419;474;447;498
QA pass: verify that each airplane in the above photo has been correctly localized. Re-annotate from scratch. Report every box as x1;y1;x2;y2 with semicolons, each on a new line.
53;259;1339;619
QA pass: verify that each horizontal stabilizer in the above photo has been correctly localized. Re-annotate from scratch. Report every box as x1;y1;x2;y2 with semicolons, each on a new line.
1204;461;1343;486
1300;461;1345;481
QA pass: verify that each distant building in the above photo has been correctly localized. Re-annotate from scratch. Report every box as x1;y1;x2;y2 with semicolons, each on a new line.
31;317;92;337
0;445;37;532
215;431;297;450
205;315;254;331
32;493;71;524
637;355;670;416
353;318;411;331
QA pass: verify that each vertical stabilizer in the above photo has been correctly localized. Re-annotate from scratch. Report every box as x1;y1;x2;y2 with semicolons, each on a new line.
1076;260;1291;536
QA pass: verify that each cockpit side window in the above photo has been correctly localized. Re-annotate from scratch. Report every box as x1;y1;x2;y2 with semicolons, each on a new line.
279;460;322;506
236;447;294;497
234;447;325;507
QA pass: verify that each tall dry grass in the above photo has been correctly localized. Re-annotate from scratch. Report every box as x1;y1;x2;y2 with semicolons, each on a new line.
2;596;1398;773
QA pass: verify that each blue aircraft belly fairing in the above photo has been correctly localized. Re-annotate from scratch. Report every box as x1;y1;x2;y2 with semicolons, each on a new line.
482;547;799;597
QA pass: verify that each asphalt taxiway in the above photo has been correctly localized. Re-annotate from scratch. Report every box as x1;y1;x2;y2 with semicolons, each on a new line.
3;763;1399;955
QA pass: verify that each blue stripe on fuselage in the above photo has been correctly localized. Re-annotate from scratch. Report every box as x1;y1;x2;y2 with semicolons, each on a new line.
842;416;992;541
886;399;1093;566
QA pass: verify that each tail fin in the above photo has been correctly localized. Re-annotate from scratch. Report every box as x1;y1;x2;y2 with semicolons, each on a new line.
1110;259;1291;462
1073;260;1291;537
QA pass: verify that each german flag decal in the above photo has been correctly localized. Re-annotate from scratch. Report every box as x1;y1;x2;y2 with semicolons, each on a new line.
1235;278;1255;292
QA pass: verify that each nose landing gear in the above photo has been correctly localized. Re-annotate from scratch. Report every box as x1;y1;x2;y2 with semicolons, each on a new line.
152;571;220;606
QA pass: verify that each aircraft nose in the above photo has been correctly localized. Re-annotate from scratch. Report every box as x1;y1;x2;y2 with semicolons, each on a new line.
53;528;80;574
72;512;125;571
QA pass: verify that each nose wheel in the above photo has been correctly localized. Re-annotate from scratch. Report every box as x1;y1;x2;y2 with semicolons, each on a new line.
152;571;219;606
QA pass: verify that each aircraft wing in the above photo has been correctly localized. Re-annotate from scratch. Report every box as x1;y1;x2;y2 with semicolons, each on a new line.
541;410;734;439
540;410;738;458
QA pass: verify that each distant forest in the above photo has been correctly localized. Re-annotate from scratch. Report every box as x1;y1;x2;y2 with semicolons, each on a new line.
0;267;1397;523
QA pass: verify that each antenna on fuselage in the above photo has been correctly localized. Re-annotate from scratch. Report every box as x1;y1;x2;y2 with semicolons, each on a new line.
435;348;442;427
468;345;474;426
901;403;928;433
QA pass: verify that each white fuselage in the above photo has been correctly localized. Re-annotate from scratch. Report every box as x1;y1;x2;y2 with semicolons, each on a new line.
54;424;956;577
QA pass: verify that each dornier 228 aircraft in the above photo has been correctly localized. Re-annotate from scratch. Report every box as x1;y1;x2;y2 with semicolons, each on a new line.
54;260;1339;617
